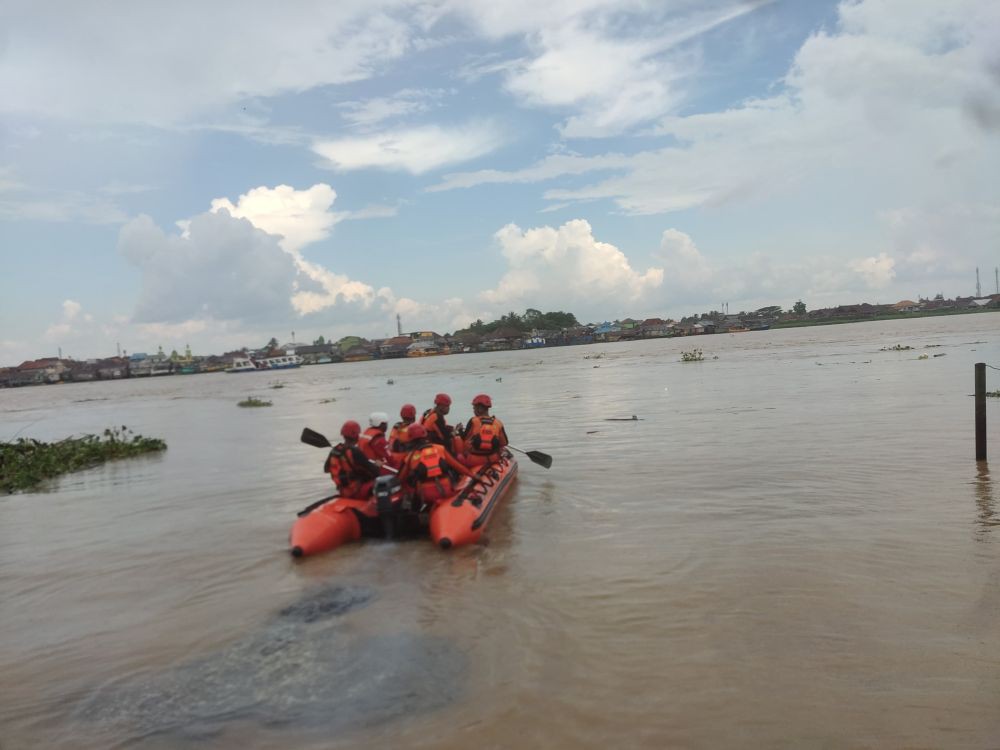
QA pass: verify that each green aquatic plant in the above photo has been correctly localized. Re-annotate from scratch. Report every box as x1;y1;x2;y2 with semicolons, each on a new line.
0;427;166;494
880;344;913;351
269;381;285;389
319;397;337;404
986;390;1000;398
238;396;273;407
680;348;704;362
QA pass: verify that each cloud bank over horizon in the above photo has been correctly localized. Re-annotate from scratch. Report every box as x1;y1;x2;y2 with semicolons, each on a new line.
2;0;999;363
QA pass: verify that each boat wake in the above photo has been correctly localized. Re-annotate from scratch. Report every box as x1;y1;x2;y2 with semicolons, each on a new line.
74;583;466;745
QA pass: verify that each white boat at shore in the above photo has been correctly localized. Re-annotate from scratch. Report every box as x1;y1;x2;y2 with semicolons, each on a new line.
259;355;302;370
225;357;258;373
225;354;303;373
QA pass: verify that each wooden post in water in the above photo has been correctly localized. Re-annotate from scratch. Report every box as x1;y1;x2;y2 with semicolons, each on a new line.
975;362;987;461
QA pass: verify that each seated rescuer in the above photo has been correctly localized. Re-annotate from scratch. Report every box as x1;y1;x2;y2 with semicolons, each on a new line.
398;423;477;506
359;411;390;465
422;393;462;456
389;404;417;454
463;393;509;466
326;420;381;498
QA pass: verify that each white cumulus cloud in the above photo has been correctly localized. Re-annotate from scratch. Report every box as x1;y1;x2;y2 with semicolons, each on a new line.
62;299;82;321
655;229;715;288
209;184;339;253
481;219;663;314
849;253;896;289
118;210;301;324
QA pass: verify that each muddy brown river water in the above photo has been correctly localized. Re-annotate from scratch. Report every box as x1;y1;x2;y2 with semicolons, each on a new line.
2;315;1000;748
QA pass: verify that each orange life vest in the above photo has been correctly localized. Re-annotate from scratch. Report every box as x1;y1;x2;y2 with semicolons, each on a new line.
422;409;451;444
326;444;360;488
408;444;445;481
466;415;502;455
389;421;413;451
358;426;386;461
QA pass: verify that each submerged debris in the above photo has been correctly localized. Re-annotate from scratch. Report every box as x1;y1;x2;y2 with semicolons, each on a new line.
880;344;913;351
604;415;642;421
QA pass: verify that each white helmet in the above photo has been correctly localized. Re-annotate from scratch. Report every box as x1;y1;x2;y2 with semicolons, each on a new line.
369;411;389;427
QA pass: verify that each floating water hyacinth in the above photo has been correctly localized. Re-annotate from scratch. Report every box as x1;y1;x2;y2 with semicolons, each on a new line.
238;396;272;407
1;427;166;494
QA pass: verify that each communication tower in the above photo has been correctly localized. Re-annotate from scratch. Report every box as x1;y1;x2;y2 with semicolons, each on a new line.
976;267;981;298
397;314;403;336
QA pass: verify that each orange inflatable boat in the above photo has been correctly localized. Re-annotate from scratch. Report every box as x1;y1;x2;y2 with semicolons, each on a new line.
290;450;518;558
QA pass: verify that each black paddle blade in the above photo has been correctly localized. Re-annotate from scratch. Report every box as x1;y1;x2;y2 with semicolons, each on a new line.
526;450;553;469
301;427;332;449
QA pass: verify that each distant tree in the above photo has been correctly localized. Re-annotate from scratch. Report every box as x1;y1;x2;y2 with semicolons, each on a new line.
313;335;326;345
539;310;578;329
266;337;279;350
452;309;580;337
793;300;807;315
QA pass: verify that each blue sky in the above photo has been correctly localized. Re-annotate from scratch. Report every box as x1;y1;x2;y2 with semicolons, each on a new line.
2;0;999;364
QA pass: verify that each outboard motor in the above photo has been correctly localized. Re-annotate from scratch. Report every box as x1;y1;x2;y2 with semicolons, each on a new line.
374;475;402;539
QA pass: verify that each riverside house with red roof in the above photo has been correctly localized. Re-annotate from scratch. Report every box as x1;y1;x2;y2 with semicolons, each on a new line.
8;358;69;386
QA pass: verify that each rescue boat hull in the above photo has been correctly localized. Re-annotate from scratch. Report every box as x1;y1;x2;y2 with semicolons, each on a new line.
289;499;366;557
430;451;518;549
289;451;518;557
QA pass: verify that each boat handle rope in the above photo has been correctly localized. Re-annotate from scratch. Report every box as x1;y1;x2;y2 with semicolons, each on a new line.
451;459;501;507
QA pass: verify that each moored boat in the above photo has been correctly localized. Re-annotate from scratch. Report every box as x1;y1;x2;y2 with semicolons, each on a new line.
289;450;518;557
225;357;258;373
260;354;302;370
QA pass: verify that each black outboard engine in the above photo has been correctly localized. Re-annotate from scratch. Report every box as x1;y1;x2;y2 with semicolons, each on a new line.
374;475;402;539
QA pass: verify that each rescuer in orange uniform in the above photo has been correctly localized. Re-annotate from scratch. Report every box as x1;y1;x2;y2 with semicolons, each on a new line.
388;404;418;469
462;393;509;466
398;423;477;506
359;411;390;464
388;404;417;455
326;420;381;498
422;393;462;456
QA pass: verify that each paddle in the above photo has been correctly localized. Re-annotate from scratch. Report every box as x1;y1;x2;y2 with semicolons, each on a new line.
300;426;398;473
507;445;553;469
301;427;332;449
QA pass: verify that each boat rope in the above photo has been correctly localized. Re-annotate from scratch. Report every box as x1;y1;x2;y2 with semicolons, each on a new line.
451;456;503;507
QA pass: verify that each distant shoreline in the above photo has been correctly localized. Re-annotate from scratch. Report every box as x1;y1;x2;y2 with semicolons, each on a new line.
771;306;1000;329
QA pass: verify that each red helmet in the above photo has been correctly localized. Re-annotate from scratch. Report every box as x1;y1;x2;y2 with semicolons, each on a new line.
434;393;451;406
407;423;427;440
472;393;492;408
400;403;416;419
340;420;361;440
